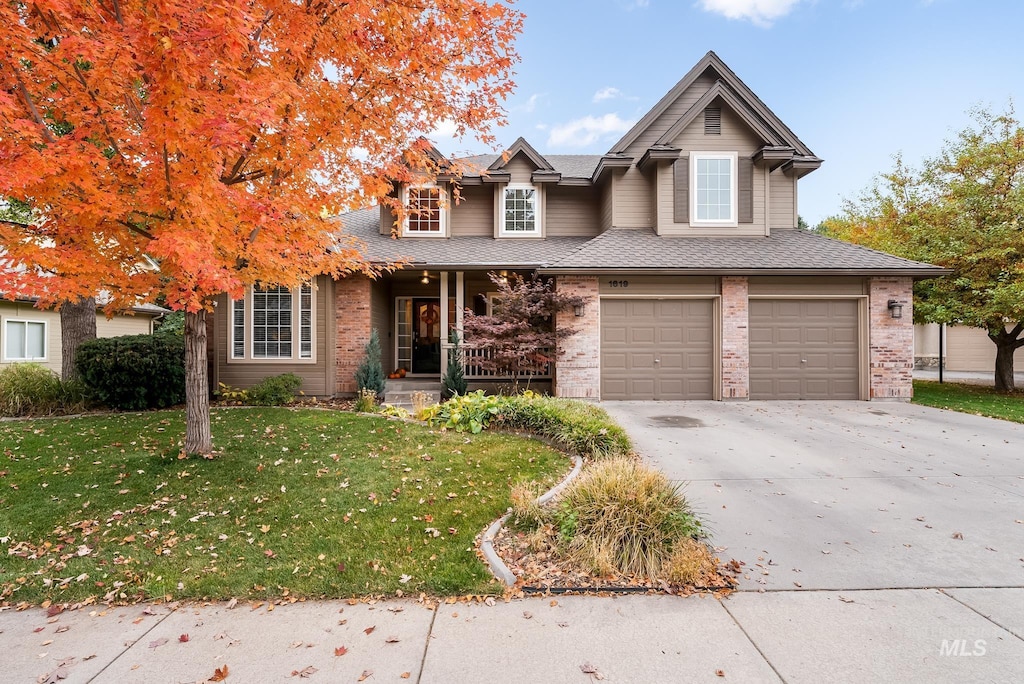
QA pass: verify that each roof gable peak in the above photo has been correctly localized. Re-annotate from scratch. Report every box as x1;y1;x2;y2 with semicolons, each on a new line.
488;136;554;172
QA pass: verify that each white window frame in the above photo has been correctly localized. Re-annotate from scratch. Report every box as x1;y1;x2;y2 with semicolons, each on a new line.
690;151;738;227
227;284;316;363
2;318;48;362
402;183;448;237
484;291;502;316
499;183;542;237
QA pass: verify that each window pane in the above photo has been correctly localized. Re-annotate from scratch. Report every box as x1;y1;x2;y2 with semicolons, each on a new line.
26;322;45;358
232;299;245;358
5;321;26;359
252;285;294;358
300;284;312;358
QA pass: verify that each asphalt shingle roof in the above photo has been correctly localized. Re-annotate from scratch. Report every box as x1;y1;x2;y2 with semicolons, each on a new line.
335;209;946;276
459;154;603;179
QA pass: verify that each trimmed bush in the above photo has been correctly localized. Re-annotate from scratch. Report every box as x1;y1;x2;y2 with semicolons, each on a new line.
354;329;385;396
77;334;185;410
557;457;703;579
0;363;69;416
246;373;303;406
441;331;468;399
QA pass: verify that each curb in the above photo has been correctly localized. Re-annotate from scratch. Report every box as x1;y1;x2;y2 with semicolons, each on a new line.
479;453;584;587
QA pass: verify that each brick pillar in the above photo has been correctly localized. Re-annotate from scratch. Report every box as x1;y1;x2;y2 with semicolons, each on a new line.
869;277;914;400
335;275;373;396
555;275;600;400
721;276;749;400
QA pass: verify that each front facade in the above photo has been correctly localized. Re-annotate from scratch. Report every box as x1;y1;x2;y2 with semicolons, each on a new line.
212;52;945;401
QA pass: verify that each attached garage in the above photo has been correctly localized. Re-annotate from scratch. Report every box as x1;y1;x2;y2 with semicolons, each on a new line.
749;298;861;400
600;298;714;400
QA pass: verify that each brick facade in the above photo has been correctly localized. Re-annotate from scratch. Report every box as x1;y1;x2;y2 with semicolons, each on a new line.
335;275;373;396
554;275;601;399
868;276;914;400
720;276;750;399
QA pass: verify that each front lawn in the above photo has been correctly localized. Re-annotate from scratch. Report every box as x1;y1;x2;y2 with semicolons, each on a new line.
913;380;1024;424
0;408;568;605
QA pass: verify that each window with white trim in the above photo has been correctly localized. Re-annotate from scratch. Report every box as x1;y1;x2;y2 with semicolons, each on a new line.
691;152;737;226
501;184;540;235
4;319;47;361
403;185;446;235
229;284;314;361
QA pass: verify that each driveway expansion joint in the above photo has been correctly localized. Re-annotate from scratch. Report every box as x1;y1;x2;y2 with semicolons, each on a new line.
85;605;177;684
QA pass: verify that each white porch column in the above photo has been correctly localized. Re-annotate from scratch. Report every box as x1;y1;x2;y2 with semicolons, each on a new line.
439;271;449;376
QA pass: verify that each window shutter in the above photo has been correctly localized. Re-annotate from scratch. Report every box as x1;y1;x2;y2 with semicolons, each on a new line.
673;157;689;224
738;157;754;224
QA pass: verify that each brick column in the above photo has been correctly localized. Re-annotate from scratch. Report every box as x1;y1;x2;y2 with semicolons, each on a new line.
555;275;600;400
869;277;914;400
720;276;750;400
335;275;372;396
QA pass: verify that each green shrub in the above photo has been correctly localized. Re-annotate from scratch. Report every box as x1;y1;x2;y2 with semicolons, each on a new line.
354;388;378;413
0;363;68;416
379;404;410;419
441;331;468;399
215;382;250;404
424;389;502;433
154;310;184;336
557;457;703;579
354;329;385;396
496;392;631;458
246;373;303;406
77;335;185;410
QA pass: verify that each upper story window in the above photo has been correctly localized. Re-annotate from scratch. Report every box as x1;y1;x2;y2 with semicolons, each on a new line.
3;319;46;362
403;184;447;236
500;184;541;236
231;283;314;362
691;152;737;226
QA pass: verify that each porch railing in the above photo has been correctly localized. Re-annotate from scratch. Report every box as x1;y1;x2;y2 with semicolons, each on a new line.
441;342;553;380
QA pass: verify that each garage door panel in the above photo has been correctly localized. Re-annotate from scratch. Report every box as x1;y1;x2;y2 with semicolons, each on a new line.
749;299;860;400
601;298;714;400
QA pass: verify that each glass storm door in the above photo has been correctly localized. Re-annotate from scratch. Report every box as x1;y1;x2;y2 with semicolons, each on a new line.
412;298;442;374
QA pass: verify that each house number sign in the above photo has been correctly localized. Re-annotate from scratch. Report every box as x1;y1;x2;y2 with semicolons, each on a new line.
607;280;630;288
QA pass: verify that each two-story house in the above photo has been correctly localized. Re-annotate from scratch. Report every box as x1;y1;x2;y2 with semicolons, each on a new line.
209;51;945;402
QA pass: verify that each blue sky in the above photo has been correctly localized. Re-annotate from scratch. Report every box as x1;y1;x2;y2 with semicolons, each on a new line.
431;0;1024;226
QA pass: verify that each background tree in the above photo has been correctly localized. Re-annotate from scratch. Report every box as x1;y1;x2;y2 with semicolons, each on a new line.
0;0;522;451
462;272;585;389
822;106;1024;391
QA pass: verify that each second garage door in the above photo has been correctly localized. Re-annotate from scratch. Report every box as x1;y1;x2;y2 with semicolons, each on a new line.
749;299;860;400
601;299;714;400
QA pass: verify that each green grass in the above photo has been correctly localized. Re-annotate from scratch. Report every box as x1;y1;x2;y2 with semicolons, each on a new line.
0;408;568;605
913;380;1024;424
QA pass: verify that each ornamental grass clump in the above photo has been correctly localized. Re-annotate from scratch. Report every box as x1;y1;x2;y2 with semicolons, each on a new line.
557;457;703;580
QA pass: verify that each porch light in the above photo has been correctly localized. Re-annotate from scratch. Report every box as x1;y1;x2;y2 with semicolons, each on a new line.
887;300;904;319
421;271;430;285
574;302;585;317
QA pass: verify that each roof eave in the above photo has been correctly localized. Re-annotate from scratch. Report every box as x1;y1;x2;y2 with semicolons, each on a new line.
592;155;635;183
538;267;952;279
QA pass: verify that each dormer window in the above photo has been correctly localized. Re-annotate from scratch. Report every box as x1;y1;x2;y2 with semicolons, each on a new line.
500;184;541;236
691;152;737;226
403;184;447;237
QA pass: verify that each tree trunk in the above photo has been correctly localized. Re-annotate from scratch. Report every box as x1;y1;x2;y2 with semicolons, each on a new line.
60;296;97;382
991;323;1022;393
184;309;212;454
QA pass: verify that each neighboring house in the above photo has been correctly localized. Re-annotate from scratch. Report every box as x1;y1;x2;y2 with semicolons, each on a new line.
0;297;167;376
915;323;1024;372
211;51;946;401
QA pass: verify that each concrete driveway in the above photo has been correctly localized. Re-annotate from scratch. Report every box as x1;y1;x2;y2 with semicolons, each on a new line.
603;401;1024;591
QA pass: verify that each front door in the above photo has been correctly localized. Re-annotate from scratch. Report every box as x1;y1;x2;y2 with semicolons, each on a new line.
412;298;442;374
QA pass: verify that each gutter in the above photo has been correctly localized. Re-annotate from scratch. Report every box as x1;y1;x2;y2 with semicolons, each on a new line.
537;267;954;280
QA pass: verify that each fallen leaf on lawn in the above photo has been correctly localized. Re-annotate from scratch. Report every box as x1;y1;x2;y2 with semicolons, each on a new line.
209;664;229;681
290;666;317;678
399;574;412;584
179;634;190;642
385;636;400;643
357;670;373;682
716;669;725;677
952;532;964;540
334;646;347;657
363;626;375;635
264;549;276;558
148;637;168;649
225;598;238;610
579;663;604;680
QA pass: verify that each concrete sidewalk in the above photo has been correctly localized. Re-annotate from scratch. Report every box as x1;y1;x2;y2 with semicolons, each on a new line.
4;590;1023;683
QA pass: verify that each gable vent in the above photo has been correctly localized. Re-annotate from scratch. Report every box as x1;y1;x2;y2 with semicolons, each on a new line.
704;107;721;135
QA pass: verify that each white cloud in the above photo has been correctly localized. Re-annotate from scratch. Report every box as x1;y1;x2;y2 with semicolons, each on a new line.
593;87;624;103
517;93;544;113
428;119;459;141
698;0;802;27
547;113;636;148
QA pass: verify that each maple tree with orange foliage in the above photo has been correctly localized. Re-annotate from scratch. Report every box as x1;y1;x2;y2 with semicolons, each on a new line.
0;0;522;451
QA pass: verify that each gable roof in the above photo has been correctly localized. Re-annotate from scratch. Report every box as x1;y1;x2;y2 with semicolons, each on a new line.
654;80;787;149
609;51;814;157
487;137;554;172
459;153;604;180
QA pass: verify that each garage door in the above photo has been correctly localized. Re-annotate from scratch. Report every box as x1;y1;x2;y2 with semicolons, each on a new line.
749;299;860;400
601;299;714;400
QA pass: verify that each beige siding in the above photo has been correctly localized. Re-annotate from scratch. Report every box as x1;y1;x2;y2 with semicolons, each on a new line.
215;275;332;396
945;325;1024;372
504;155;535;184
546;186;601;237
769;169;796;229
450;184;494;236
1;301;155;376
748;277;867;296
612;166;653;228
378;204;396;236
599;179;614;232
622;73;717;155
598;275;718;295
